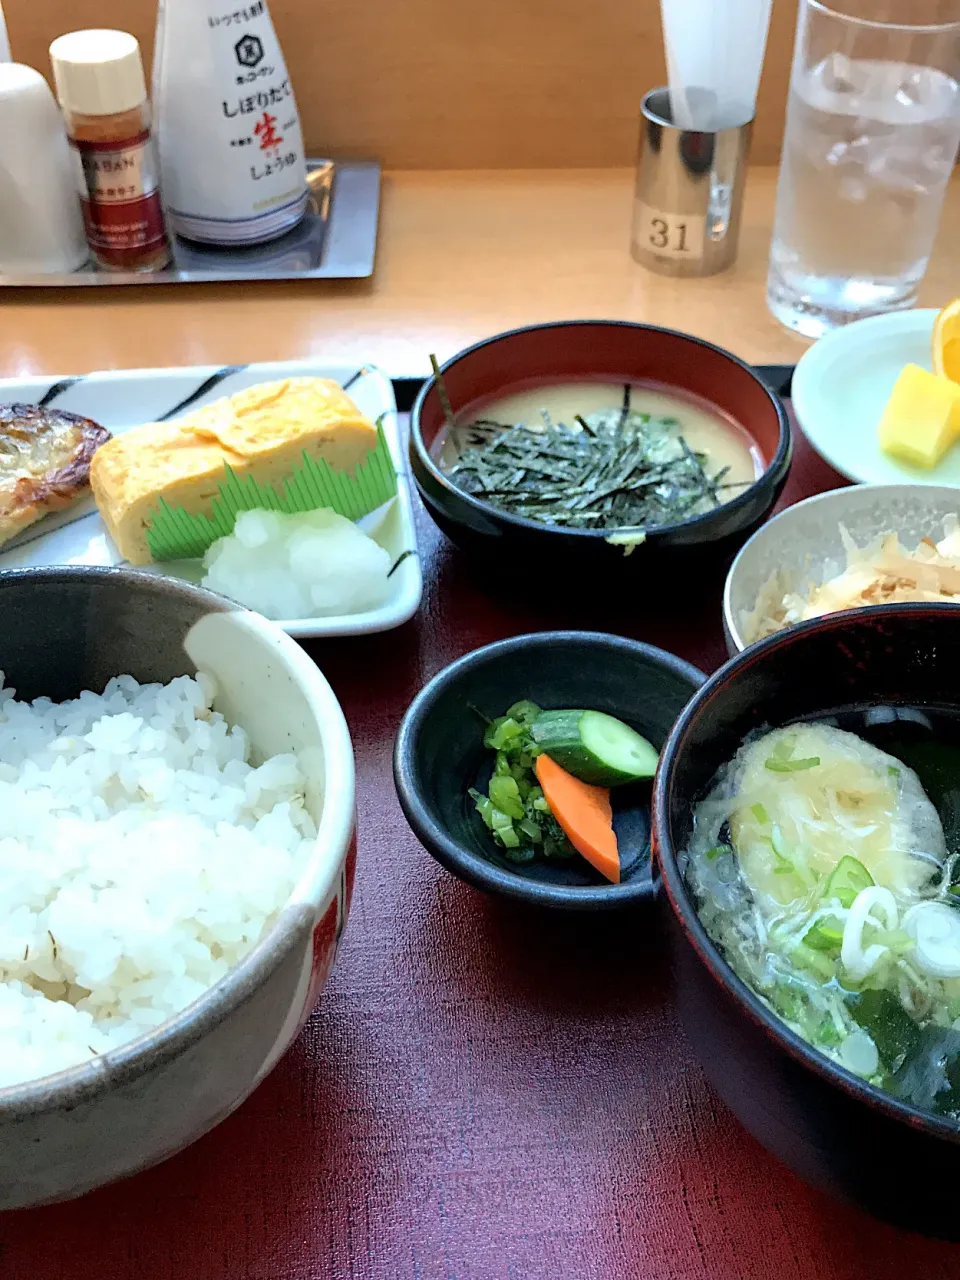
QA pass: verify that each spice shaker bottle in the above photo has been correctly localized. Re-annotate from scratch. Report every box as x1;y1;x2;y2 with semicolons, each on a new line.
0;63;88;274
50;29;171;272
153;0;308;246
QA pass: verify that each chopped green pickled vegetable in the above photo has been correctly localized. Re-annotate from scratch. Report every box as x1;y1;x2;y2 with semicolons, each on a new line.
751;803;770;824
489;774;525;820
470;702;575;863
491;816;519;850
504;700;542;726
485;717;524;750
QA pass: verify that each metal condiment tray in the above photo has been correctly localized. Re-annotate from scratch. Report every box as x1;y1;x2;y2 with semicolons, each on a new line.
0;159;380;287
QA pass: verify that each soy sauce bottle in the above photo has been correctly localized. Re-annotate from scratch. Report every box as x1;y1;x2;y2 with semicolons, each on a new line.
152;0;309;247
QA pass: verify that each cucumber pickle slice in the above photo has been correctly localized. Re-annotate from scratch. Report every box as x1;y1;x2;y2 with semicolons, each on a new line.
530;709;659;786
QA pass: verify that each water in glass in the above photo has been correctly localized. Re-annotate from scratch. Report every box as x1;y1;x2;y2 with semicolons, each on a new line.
768;52;960;337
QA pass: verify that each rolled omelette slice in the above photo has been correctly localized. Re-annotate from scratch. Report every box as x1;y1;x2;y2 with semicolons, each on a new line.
91;378;378;564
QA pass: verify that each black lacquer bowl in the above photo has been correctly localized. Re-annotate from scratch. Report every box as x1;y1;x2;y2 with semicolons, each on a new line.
652;604;960;1236
410;321;791;579
395;631;704;909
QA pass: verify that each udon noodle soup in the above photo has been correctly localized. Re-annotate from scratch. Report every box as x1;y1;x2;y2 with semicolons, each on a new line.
684;708;960;1119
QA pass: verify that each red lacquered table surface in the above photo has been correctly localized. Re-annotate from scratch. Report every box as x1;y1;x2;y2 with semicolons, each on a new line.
3;419;960;1280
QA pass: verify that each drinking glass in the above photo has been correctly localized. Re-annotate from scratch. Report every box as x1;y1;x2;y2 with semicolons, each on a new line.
767;0;960;338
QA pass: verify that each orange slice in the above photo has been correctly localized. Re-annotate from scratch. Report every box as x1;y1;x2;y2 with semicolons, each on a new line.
933;298;960;385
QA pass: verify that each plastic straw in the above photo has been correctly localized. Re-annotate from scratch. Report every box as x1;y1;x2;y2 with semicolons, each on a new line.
0;4;10;63
660;0;772;130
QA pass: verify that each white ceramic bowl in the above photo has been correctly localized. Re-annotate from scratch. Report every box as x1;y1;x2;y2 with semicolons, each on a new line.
0;568;355;1208
723;484;960;654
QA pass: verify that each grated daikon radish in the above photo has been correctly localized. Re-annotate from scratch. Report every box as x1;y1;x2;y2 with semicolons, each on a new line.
201;508;392;621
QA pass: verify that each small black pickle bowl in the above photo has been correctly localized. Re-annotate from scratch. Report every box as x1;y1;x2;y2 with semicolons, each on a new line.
652;603;960;1237
394;630;704;910
410;320;791;578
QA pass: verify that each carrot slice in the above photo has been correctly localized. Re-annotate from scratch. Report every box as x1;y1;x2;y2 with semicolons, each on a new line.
534;753;620;884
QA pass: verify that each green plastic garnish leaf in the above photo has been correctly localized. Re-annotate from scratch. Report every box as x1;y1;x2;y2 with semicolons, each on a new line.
144;420;397;562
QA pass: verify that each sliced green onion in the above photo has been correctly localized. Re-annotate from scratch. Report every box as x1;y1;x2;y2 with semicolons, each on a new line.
875;928;915;955
791;942;836;982
804;918;844;952
822;855;874;910
705;845;727;862
765;756;821;773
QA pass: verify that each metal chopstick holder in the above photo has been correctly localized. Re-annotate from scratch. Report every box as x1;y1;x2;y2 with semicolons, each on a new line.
631;87;753;278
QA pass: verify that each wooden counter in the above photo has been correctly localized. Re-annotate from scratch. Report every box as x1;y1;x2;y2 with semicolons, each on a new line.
3;167;958;382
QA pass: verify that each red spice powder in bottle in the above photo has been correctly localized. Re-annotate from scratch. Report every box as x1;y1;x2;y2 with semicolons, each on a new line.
50;29;171;272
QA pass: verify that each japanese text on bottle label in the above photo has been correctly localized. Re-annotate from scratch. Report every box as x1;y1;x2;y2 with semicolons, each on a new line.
70;134;168;263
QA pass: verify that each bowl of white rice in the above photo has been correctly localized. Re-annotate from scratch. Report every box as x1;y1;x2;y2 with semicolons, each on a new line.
0;567;355;1209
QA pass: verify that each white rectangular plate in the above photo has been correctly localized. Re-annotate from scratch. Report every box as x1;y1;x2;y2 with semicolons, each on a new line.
0;359;422;640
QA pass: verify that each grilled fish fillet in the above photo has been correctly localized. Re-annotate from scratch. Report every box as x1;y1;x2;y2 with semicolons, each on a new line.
0;404;111;549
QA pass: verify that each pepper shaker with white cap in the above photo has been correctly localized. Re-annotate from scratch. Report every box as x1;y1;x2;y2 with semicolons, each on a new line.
50;29;171;272
0;63;88;275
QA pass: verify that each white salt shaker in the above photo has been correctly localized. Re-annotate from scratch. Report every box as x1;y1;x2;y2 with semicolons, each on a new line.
153;0;309;246
0;64;88;274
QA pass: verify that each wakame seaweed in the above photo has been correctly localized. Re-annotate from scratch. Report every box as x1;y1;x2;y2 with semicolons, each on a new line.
444;386;747;531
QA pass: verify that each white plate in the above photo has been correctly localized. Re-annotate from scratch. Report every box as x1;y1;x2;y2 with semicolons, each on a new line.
791;309;953;486
0;360;422;639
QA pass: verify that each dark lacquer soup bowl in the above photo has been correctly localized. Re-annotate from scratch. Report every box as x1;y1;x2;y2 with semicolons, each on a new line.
410;321;791;579
652;604;960;1237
